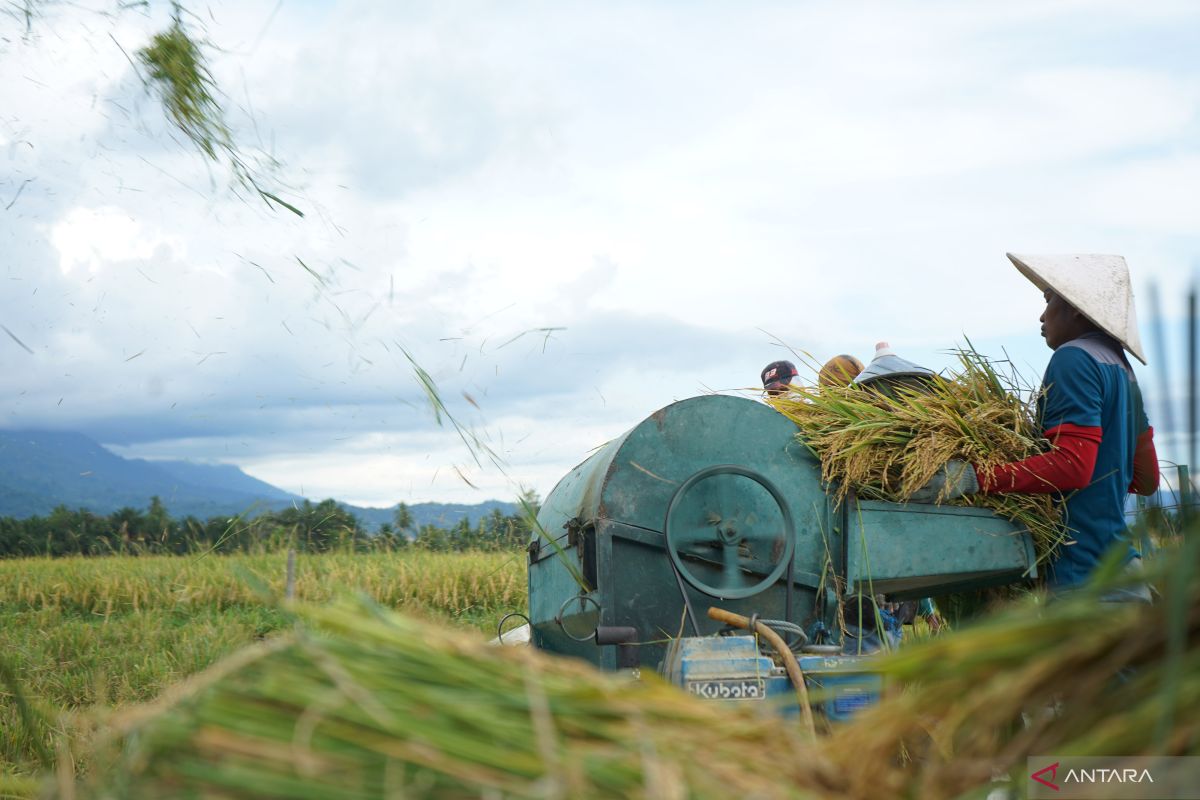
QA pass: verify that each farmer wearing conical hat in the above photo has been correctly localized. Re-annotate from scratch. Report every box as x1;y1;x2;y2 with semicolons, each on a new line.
914;254;1160;595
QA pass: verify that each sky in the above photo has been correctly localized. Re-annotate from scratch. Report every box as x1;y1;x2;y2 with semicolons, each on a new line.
2;0;1198;507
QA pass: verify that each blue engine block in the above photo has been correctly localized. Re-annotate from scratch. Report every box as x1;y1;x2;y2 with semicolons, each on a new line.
661;635;882;723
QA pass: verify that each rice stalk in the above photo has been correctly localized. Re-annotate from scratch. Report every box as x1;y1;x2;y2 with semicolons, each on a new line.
134;9;303;216
137;17;229;162
769;345;1067;564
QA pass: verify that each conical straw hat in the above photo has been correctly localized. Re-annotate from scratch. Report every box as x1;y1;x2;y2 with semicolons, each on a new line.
1007;253;1147;365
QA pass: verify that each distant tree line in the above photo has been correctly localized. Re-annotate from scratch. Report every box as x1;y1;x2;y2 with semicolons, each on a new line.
0;494;540;558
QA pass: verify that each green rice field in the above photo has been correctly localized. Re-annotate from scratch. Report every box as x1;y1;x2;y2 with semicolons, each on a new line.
0;551;526;794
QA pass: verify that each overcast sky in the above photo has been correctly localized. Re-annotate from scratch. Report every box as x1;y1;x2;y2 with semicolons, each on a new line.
2;0;1198;507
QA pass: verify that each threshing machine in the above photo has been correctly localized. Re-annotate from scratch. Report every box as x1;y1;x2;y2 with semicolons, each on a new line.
525;394;1036;719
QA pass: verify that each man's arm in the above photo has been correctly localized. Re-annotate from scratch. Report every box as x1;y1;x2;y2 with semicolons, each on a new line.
979;345;1107;495
979;425;1159;497
978;423;1101;494
1129;427;1159;496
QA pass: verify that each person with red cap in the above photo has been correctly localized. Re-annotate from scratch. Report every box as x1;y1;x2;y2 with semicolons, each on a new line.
760;360;799;397
912;254;1160;597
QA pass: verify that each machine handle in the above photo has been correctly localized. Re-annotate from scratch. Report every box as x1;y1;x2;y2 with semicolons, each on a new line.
664;464;796;600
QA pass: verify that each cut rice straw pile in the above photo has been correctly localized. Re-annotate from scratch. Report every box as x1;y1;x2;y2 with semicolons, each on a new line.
60;596;841;800
768;345;1067;565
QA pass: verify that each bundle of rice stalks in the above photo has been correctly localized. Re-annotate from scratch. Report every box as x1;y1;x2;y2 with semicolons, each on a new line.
61;597;843;800
769;346;1066;564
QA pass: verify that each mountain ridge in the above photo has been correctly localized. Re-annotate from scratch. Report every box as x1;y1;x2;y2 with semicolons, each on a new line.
0;430;516;530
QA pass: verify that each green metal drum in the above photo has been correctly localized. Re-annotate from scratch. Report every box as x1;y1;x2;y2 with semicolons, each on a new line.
528;395;1036;670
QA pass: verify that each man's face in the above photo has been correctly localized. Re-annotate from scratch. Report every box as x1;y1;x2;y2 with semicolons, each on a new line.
1040;290;1084;350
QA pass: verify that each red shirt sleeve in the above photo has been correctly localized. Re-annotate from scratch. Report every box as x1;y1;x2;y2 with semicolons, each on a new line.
1129;426;1159;496
977;424;1101;494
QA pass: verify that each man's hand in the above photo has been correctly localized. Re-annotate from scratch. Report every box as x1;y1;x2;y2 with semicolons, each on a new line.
908;459;979;503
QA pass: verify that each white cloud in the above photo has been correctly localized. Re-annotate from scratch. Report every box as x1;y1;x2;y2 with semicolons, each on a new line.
3;0;1198;501
49;206;182;274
